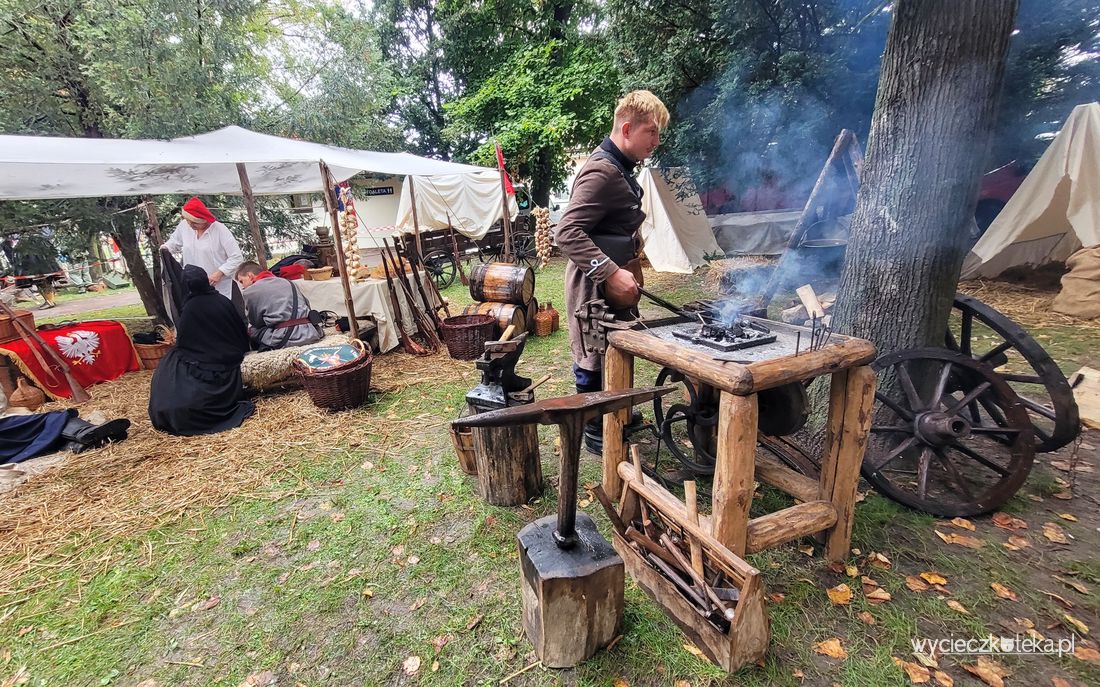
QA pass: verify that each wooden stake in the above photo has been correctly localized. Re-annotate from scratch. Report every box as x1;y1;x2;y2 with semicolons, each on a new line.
684;480;704;578
236;163;267;268
318;161;359;339
712;392;758;555
602;345;635;497
407;176;425;258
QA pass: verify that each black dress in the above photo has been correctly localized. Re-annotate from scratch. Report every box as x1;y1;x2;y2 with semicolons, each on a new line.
148;266;254;436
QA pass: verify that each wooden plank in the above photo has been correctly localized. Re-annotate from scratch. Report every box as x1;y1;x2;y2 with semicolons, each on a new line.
796;284;825;318
818;365;876;562
602;345;634;497
713;392;758;556
1071;366;1100;430
745;500;837;553
743;338;877;393
754;450;820;504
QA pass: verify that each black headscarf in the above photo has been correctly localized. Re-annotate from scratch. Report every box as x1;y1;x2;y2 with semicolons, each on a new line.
174;265;249;366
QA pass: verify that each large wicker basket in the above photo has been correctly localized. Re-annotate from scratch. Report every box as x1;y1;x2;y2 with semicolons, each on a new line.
293;344;374;410
440;314;496;360
134;342;172;370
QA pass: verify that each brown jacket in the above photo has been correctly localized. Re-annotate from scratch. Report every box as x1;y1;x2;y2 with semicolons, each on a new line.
558;141;646;370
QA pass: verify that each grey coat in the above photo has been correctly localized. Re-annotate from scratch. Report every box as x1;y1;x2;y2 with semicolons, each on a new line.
242;276;323;350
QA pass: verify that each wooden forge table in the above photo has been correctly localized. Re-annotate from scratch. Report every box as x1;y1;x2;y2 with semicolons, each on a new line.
601;318;877;563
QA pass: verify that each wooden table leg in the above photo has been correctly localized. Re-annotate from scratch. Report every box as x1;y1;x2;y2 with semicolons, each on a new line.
818;365;876;562
713;391;758;556
602;345;634;499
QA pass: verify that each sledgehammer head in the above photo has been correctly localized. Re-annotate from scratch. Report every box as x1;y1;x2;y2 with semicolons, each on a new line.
451;385;677;429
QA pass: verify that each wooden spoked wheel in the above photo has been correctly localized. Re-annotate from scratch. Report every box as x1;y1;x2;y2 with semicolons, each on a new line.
947;294;1079;452
423;249;457;289
865;348;1034;517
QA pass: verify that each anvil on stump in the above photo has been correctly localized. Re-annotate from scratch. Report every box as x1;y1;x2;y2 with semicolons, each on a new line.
453;385;675;668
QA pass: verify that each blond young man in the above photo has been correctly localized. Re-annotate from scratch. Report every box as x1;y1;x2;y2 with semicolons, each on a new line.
556;90;670;453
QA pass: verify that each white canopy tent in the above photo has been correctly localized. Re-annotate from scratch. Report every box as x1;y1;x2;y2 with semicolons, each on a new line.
962;102;1100;279
0;126;490;199
638;168;721;273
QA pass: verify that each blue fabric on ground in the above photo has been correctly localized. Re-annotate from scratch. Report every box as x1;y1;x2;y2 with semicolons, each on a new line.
0;409;74;464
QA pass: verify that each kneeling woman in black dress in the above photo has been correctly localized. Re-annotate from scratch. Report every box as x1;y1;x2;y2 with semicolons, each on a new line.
149;265;254;436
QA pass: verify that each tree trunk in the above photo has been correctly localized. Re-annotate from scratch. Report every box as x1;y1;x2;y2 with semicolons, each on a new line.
832;0;1018;355
111;220;169;324
532;147;553;208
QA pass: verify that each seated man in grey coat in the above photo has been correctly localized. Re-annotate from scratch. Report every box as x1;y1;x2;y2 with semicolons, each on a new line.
235;261;323;351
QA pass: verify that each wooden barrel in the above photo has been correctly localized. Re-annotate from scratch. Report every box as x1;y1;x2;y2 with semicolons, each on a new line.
461;302;526;333
526;297;539;334
469;263;535;305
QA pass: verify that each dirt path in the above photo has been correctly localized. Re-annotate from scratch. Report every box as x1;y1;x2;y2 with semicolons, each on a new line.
39;290;143;318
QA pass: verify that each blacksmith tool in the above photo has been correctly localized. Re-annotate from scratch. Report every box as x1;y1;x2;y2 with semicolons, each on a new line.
452;385;675;667
464;327;533;412
638;286;697;321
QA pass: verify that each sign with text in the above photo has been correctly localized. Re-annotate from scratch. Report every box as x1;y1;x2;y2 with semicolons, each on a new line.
364;186;395;197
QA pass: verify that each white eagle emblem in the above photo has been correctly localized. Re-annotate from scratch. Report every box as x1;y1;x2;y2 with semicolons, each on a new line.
55;330;101;365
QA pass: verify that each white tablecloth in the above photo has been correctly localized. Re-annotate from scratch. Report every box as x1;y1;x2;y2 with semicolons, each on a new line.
296;272;436;353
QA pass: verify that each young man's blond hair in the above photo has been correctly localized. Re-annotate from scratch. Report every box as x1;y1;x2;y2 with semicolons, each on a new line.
613;90;670;130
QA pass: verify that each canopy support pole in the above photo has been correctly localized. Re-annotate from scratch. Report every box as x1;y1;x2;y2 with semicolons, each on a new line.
499;169;513;262
319;161;360;339
236;163;267;268
407;176;425;257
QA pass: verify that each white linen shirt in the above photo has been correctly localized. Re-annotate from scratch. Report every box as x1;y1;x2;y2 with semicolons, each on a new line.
163;220;245;299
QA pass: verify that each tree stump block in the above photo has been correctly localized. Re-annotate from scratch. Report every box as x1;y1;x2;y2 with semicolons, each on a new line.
517;513;624;667
472;423;541;505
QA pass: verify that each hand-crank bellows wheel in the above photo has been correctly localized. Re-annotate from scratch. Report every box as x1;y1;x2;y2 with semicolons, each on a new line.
865;348;1034;517
947;294;1079;452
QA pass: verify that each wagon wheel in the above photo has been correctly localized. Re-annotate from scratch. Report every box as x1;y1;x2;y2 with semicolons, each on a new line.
510;231;539;269
423;249;457;289
865;348;1034;517
652;367;719;475
946;294;1079;452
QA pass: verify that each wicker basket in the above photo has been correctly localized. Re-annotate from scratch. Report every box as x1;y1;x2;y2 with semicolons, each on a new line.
440;314;496;360
293;345;374;410
135;342;173;370
307;266;334;281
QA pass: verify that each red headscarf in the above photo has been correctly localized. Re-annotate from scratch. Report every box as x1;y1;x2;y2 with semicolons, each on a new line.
181;197;217;224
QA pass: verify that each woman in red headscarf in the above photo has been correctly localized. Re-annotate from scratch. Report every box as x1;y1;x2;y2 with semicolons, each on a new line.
161;197;245;301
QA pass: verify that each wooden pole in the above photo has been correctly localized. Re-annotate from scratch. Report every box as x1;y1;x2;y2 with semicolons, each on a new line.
499;168;513;262
601;345;634;497
712;392;759;556
407;176;425;258
319;161;359;339
236;163;267;268
141;196;163;246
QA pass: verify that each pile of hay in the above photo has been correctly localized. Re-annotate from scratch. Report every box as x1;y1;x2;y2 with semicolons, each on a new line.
0;349;469;597
958;279;1100;331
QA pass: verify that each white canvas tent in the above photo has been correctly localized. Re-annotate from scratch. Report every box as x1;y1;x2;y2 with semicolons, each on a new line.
395;173;518;241
638;168;721;273
0;125;491;199
962;102;1100;278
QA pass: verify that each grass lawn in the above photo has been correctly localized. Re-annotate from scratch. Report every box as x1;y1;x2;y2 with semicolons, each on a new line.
2;258;1099;687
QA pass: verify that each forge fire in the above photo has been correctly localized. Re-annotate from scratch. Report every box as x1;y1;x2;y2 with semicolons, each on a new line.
671;318;778;352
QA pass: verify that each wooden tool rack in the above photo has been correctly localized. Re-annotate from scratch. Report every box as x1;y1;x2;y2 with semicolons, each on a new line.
601;319;877;563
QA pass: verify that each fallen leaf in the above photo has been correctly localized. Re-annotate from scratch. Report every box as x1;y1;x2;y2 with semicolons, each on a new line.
1013;617;1035;629
402;655;421;676
860;575;880;592
361;460;374;471
1042;590;1075;608
306;539;321;551
683;643;709;662
193;595;220;612
239;672;276;687
1054;490;1074;500
992;513;1028;530
827;583;853;606
893;657;931;683
813;638;847;660
409;597;427;612
866;587;892;604
845;565;859;578
768;593;786;604
1050;677;1073;687
484;515;497;528
798;544;814;557
946;600;969;615
991;582;1018;601
612;679;629;687
920;572;948;585
465;614;483;631
906;576;931;592
933;670;954;687
391;544;405;558
1054;575;1091;595
867;552;892;570
1063;613;1089;635
962;656;1010;687
1003;535;1030;551
1043;523;1070;544
432;634;451;654
1057;513;1078;522
431;661;439;673
857;611;876;625
912;651;939;669
790;671;803;683
1073;646;1100;665
935;530;983;548
827;561;845;574
407;555;420;566
361;586;374;599
675;681;692;687
949;517;976;531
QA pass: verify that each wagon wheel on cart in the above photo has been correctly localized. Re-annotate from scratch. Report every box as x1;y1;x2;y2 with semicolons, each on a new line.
946;294;1079;452
511;231;539;269
423;249;457;289
865;348;1034;517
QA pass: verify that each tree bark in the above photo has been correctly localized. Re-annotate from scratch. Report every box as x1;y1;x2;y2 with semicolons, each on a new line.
532;147;552;207
832;0;1018;355
111;220;168;324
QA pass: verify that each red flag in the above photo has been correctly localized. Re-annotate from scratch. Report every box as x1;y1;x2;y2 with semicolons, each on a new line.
495;140;515;196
